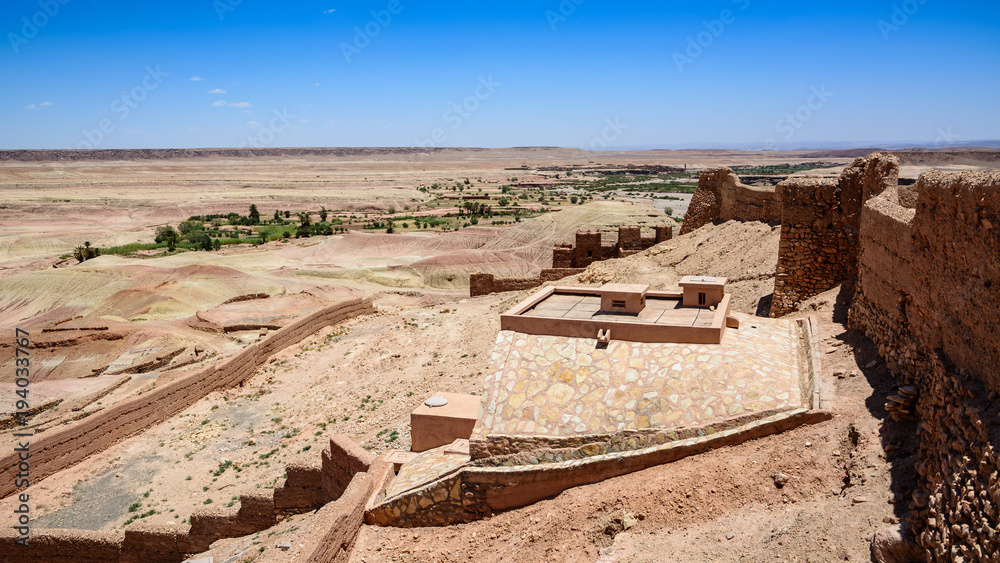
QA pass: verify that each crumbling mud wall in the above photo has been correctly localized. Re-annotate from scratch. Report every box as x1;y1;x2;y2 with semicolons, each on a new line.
850;170;1000;560
0;435;379;563
469;269;586;297
771;154;899;317
0;298;375;501
679;168;783;235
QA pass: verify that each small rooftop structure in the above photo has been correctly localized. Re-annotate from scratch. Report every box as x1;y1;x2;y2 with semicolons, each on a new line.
679;275;727;308
500;281;734;345
599;283;649;314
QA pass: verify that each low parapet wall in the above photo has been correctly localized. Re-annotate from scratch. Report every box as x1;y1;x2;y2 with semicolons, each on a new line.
0;435;377;563
0;298;375;501
368;408;832;528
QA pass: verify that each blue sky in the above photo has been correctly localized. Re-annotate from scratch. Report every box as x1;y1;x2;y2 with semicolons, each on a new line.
2;0;999;149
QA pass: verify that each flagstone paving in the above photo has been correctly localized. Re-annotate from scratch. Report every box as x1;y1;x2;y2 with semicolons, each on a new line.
476;312;805;438
384;445;469;500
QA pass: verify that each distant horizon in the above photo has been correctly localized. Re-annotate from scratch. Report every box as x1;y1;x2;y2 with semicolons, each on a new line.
4;1;998;150
2;141;999;154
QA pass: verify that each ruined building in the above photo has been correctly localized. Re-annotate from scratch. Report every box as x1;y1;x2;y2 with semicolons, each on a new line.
470;225;673;297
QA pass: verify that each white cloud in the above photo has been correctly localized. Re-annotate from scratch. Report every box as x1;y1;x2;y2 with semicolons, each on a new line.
190;76;205;81
25;101;53;110
230;101;251;108
208;88;227;94
39;101;52;107
212;100;228;107
323;9;337;14
315;82;320;86
246;121;261;127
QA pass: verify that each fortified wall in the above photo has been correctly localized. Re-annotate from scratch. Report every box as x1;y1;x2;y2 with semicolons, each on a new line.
470;225;672;297
680;158;999;559
849;171;1000;560
679;168;783;235
770;154;899;317
0;297;375;501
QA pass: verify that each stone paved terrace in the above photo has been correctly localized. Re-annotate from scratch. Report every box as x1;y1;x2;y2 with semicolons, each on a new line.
475;312;807;441
368;312;824;526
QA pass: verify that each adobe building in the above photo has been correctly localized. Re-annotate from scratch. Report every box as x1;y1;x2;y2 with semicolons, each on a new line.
368;279;827;527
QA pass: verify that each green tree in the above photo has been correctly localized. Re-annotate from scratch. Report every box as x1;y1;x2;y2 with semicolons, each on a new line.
249;204;260;224
319;208;328;222
273;210;280;221
199;234;213;251
155;226;179;251
177;221;198;235
73;241;101;263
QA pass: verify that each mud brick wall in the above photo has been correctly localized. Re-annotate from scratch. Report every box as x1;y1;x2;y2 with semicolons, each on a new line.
771;153;899;317
573;231;604;267
469;269;586;297
850;170;1000;561
0;529;122;562
322;434;376;502
0;298;375;501
273;462;324;512
680;168;782;235
259;472;377;563
552;245;573;268
0;435;382;563
618;226;642;250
